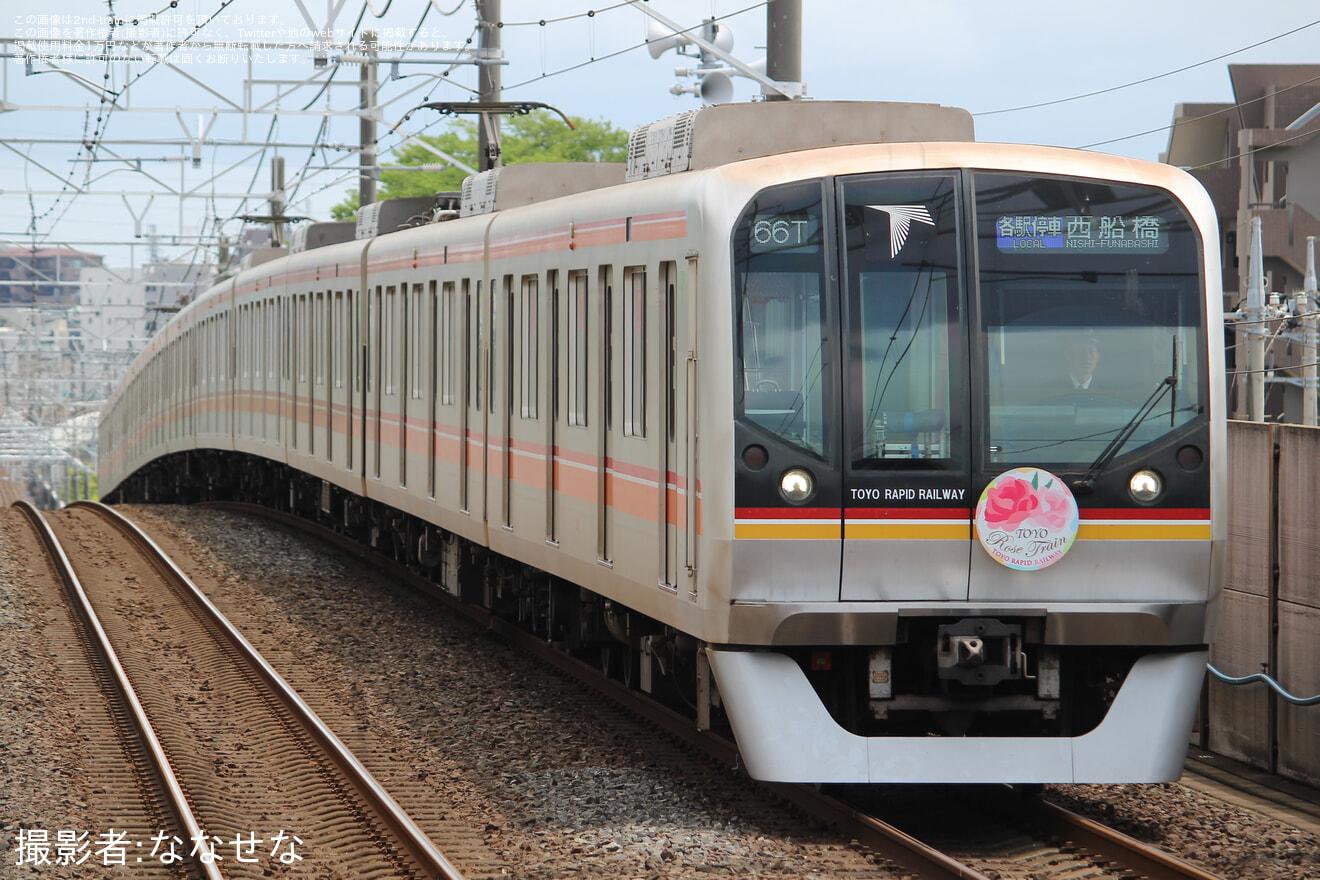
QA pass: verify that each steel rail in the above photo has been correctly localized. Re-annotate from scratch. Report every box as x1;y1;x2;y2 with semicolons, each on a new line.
1019;793;1228;880
13;500;223;880
71;501;466;880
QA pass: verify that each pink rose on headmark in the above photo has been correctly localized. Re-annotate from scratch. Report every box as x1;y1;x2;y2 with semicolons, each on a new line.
981;476;1040;532
1034;480;1077;531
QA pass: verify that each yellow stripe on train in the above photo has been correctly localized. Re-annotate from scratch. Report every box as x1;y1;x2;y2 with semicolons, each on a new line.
733;522;844;540
1074;522;1212;540
735;521;1212;541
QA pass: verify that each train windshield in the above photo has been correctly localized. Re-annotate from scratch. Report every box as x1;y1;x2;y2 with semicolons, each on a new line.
733;180;829;459
734;171;1206;477
975;173;1205;468
841;172;962;469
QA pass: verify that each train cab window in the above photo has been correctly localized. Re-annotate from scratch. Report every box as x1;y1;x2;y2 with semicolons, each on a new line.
734;180;828;458
974;174;1206;469
839;172;962;468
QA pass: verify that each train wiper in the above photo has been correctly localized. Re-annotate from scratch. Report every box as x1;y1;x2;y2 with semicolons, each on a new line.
1072;374;1176;494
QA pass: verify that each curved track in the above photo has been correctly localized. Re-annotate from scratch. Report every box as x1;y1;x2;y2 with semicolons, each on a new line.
15;500;464;880
13;500;206;879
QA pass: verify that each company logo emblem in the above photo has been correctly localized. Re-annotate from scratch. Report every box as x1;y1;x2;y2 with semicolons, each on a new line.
867;204;934;258
974;467;1079;571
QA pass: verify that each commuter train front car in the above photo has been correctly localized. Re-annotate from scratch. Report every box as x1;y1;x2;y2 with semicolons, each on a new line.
716;134;1222;784
98;102;1224;785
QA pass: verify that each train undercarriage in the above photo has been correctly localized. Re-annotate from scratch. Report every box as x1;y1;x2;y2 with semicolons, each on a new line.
105;449;707;712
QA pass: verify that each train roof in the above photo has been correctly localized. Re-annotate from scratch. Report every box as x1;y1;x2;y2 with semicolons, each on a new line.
624;100;974;181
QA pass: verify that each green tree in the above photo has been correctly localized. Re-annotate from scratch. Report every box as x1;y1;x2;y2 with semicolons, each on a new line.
330;111;629;220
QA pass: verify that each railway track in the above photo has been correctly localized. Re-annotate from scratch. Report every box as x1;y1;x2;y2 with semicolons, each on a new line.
13;500;464;880
194;500;1233;880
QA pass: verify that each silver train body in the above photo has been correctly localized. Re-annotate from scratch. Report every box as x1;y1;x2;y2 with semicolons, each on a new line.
101;102;1225;784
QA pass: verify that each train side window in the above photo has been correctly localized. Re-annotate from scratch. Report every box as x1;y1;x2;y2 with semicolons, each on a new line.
547;270;560;422
351;289;361;394
462;280;472;410
385;285;397;396
490;280;499;414
441;281;455;406
295;295;306;383
469;278;480;414
504;275;516;424
623;266;646;438
254;303;262;386
332;292;343;388
521;274;539;420
568;270;589;427
315;292;325;385
241;305;250;380
324;292;333;389
268;298;276;382
412;283;424;399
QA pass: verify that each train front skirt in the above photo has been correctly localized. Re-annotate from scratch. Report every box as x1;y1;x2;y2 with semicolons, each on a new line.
706;648;1206;784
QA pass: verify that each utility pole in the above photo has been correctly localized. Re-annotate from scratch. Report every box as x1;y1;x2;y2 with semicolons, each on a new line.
1302;236;1318;426
476;0;502;171
765;0;802;102
1245;217;1268;422
360;30;379;206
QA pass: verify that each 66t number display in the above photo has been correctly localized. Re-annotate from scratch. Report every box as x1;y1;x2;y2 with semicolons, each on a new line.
752;216;811;250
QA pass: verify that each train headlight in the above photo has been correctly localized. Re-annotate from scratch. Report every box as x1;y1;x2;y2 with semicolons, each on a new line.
1128;468;1163;503
779;468;815;504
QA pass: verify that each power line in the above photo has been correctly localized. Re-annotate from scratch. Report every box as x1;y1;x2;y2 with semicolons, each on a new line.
500;0;768;93
497;3;633;27
1078;71;1320;152
974;16;1320;118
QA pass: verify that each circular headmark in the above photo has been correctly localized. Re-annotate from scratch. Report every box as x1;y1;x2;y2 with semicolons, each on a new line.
974;467;1079;571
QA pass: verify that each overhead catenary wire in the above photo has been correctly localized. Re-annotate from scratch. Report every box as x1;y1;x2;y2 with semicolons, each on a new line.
10;2;1320;270
1080;71;1320;152
498;1;769;93
974;16;1320;118
21;0;240;242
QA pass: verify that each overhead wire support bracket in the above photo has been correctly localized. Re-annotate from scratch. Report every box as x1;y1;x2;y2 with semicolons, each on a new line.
392;101;574;170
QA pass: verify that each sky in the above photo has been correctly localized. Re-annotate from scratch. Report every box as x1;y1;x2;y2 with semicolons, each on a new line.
3;0;1319;270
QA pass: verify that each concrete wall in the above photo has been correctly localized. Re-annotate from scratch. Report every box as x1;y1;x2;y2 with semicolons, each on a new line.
1211;421;1273;768
1275;426;1320;786
1212;421;1320;786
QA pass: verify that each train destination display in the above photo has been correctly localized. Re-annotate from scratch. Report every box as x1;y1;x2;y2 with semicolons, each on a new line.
995;214;1168;253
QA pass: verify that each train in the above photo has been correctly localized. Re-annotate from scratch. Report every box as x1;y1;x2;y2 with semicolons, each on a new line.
100;100;1225;784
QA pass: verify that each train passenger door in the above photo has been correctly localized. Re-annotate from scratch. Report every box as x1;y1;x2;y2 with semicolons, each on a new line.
460;279;485;520
836;172;973;602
